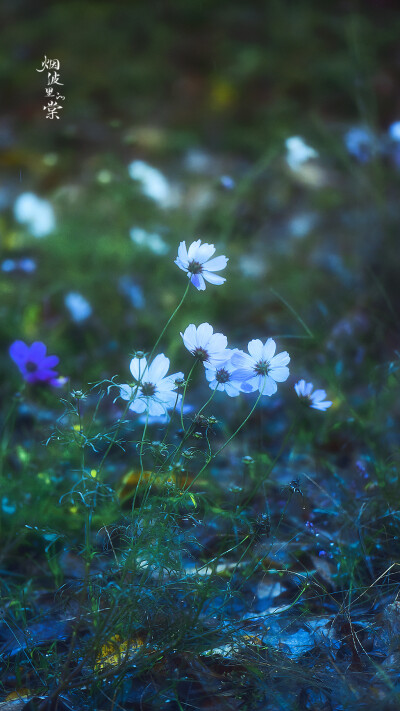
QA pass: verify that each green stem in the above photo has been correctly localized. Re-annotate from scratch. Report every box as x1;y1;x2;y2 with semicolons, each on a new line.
148;280;191;364
131;411;149;512
180;361;197;432
185;386;265;493
242;418;296;508
97;384;139;478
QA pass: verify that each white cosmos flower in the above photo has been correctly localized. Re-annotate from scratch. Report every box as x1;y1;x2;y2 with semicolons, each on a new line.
294;379;332;411
119;353;183;416
181;323;228;364
14;192;56;237
175;239;228;291
129;227;169;255
204;349;243;397
285;137;318;172
128;160;171;207
231;339;290;396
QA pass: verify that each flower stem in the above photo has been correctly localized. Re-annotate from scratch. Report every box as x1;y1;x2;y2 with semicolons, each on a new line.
180;361;196;432
131;410;149;512
148;280;191;364
186;387;264;492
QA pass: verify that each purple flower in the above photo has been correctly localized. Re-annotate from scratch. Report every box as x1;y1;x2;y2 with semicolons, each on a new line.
9;340;63;386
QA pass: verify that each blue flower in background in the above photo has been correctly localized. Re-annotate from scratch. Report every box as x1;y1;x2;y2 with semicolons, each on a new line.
9;340;64;386
65;292;92;323
344;127;374;163
388;121;400;141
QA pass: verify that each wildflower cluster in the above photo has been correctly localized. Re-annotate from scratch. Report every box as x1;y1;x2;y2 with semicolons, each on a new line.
8;240;331;418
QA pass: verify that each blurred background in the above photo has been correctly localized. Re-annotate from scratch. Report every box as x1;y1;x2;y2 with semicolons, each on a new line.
1;0;400;391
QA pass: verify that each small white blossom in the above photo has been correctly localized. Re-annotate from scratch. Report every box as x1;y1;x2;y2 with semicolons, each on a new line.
294;379;332;411
128;160;171;207
129;227;169;255
285;137;318;172
14;192;55;237
65;292;92;323
204;349;243;397
181;323;228;364
120;353;183;417
175;239;228;291
231;339;290;396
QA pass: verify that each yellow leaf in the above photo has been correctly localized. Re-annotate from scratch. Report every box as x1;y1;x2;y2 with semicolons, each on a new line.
5;689;31;701
96;634;143;669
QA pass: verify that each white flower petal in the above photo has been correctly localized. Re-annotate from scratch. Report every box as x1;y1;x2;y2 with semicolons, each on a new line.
202;255;228;272
233;368;256;383
310;389;326;403
130;356;148;381
187;239;202;260
195;242;216;263
225;382;240;397
177;241;189;266
181;324;197;352
202;271;226;286
310;400;332;411
148;399;167;416
294;380;305;397
260;376;278;396
148;354;170;382
269;351;290;368
158;371;184;391
119;384;133;401
304;382;313;396
231;350;254;369
129;397;147;413
175;258;186;272
197;322;214;344
262;339;276;362
205;368;216;383
248;339;263;360
239;376;258;392
208;333;228;355
270;366;290;383
191;273;206;290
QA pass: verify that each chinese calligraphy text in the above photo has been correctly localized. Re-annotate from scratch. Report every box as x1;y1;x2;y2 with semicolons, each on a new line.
37;55;65;120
